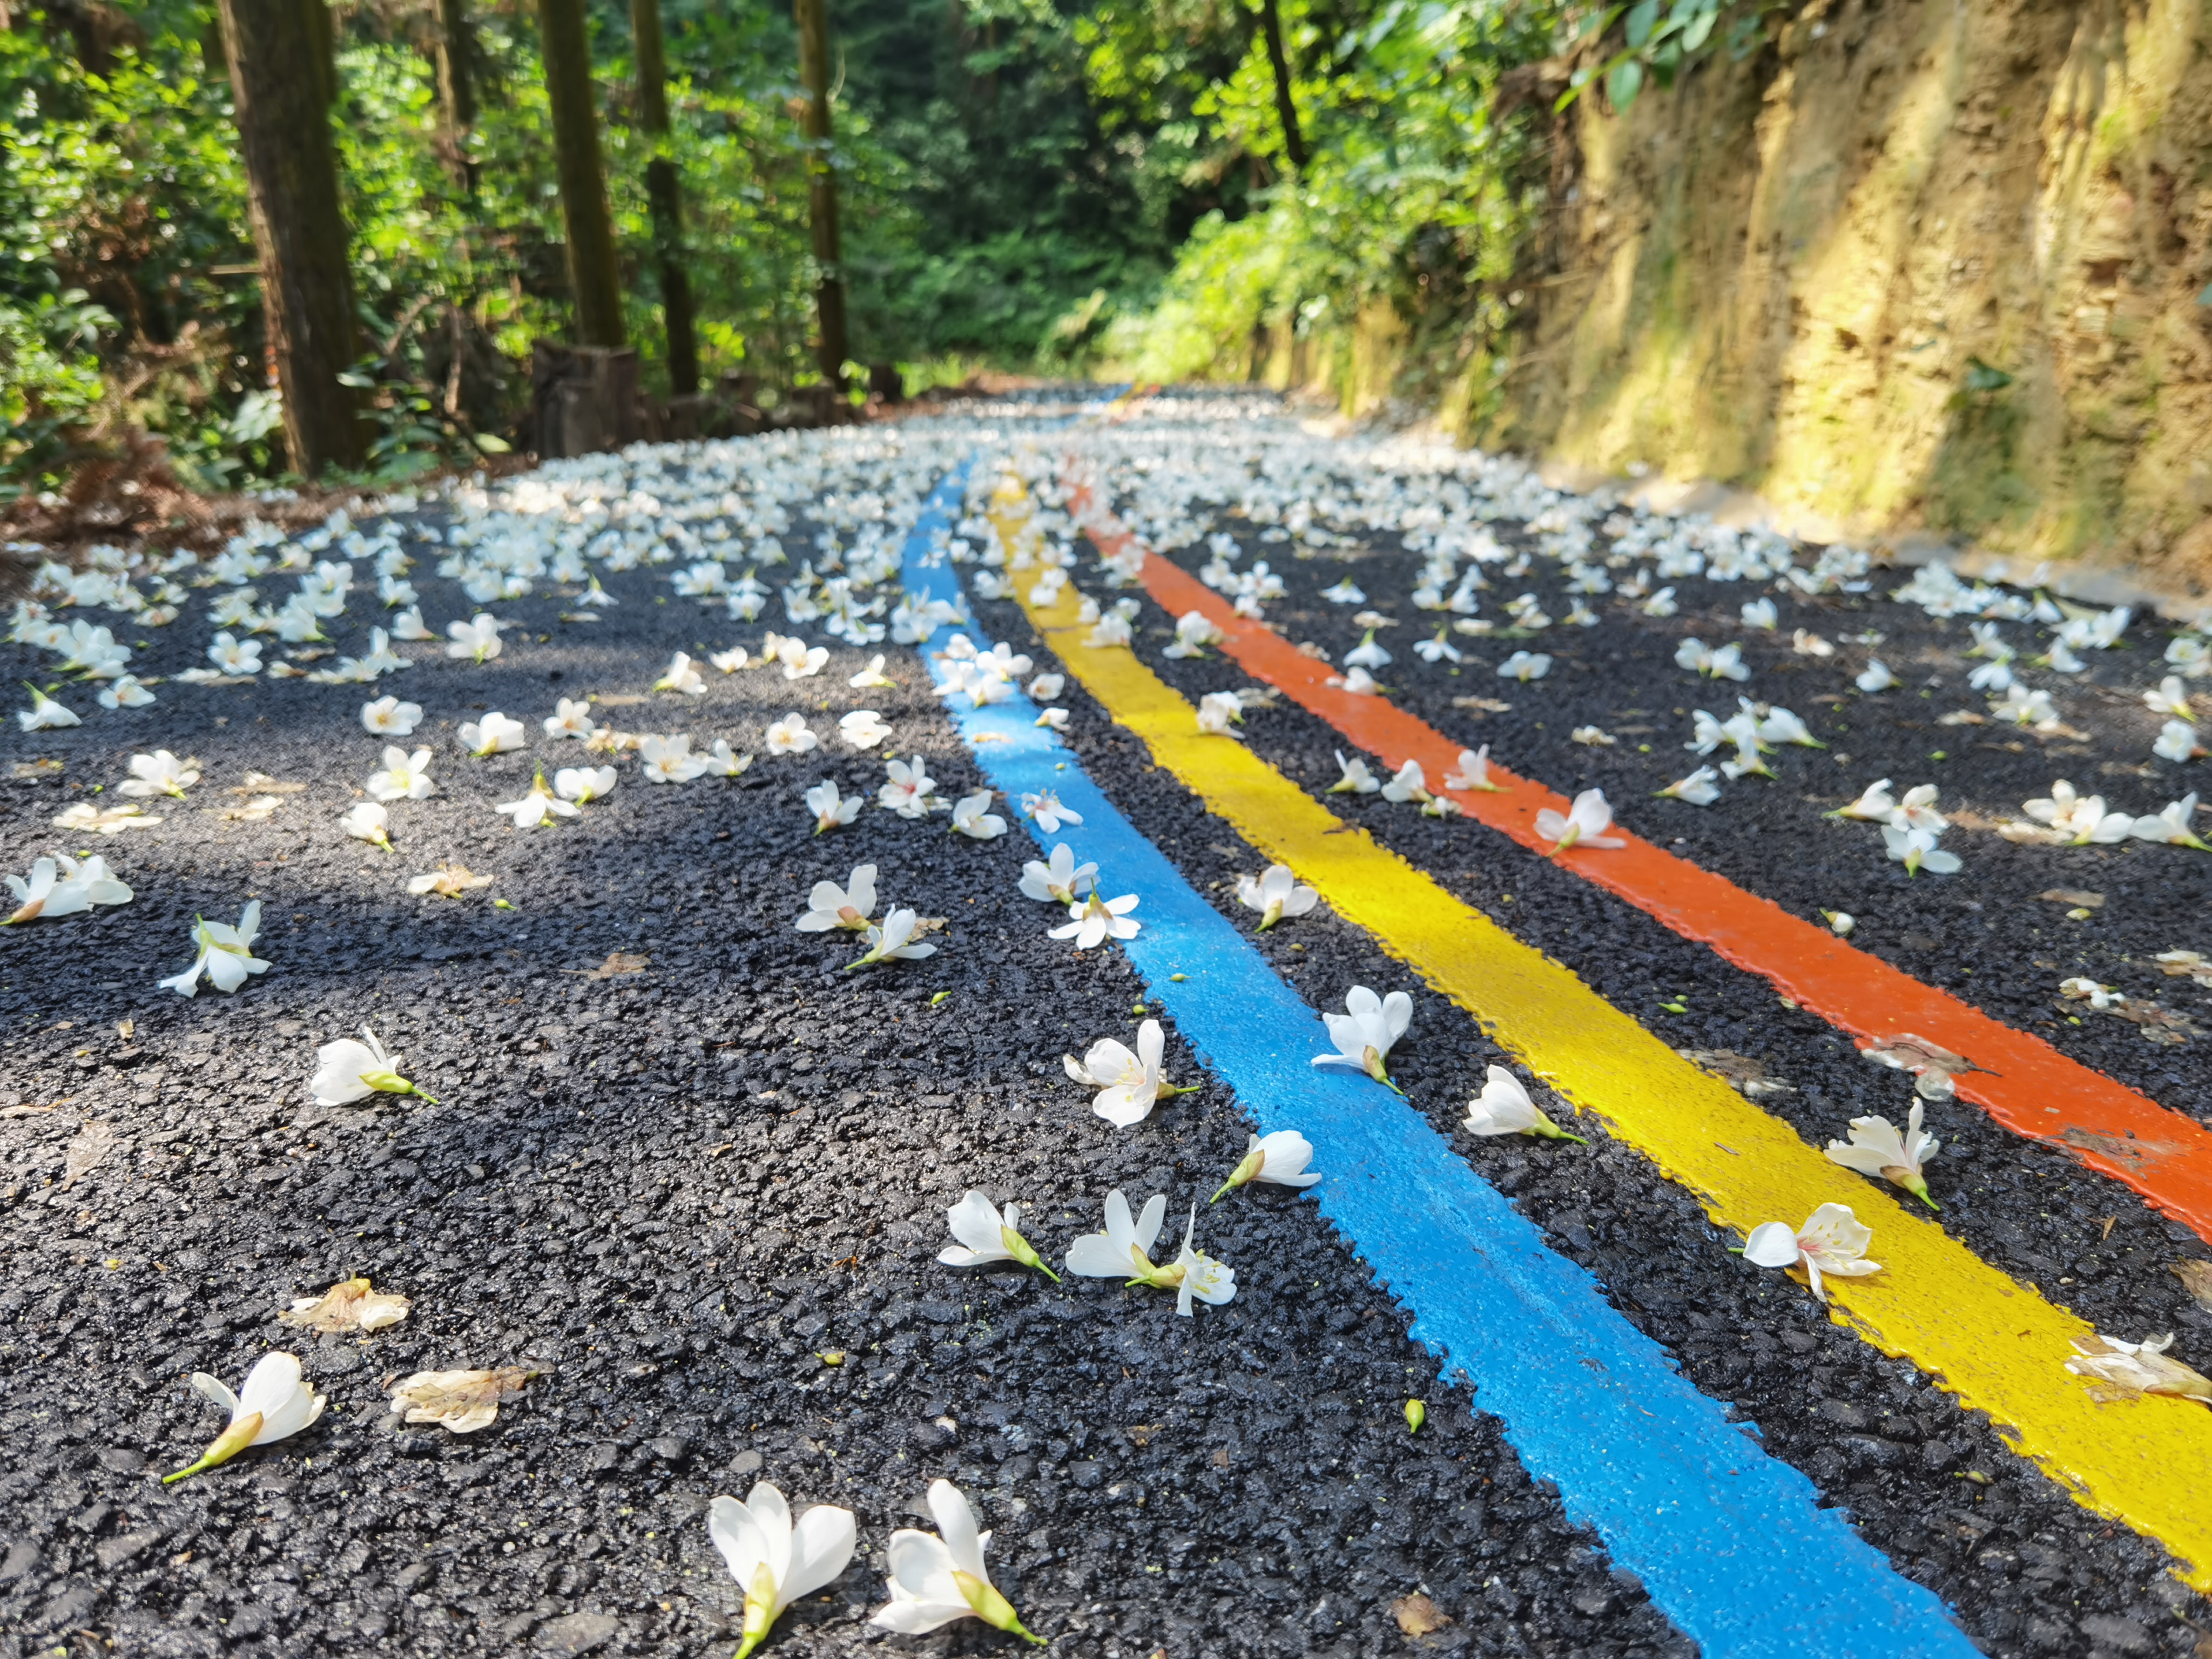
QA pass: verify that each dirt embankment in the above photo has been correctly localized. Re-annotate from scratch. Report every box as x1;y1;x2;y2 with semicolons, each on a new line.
1491;0;2212;580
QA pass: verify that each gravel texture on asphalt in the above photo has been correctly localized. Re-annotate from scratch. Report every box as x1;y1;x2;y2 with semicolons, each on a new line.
2;406;1692;1659
964;404;2212;1653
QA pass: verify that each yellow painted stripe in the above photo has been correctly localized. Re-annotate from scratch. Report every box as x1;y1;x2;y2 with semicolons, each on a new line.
990;486;2212;1587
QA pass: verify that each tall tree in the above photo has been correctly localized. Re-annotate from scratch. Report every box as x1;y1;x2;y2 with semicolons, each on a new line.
630;0;698;394
535;0;626;347
1255;0;1306;172
793;0;847;386
432;0;478;188
213;0;365;473
301;0;335;111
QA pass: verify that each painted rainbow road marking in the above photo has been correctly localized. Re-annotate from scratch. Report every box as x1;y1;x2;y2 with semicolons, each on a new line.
1060;471;2212;1247
984;469;2212;1589
902;461;1982;1657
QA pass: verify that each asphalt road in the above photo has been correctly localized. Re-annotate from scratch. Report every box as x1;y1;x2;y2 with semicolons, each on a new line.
3;390;2209;1658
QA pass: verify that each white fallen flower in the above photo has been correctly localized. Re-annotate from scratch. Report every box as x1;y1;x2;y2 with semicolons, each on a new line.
1570;725;1616;747
17;684;80;730
1237;864;1318;929
1064;1018;1194;1127
1328;751;1382;794
938;1191;1060;1282
839;709;894;749
341;800;394;850
849;906;937;969
1085;612;1134;648
496;768;579;827
639;733;712;783
1882;823;1960;876
98;675;157;709
1824;1101;1939;1209
2147;675;2196;719
870;1478;1041;1642
765;712;819;755
1497;650;1552;682
2155;718;2202;763
1856;658;1897;693
1433;746;1501;793
279;1277;412;1333
1164;609;1226;658
1327;665;1382;694
52;800;160;834
2060;975;2126;1009
712;1482;860;1659
207;632;263;676
1888;783;1946;832
458;711;527;756
1829;778;1897;821
1657;766;1722;805
1824;909;1857;936
1792;629;1835;658
1535;787;1626;853
806;778;864;833
367;746;435;801
1019;844;1096;904
710;646;752;673
2065;1333;2212;1406
1741;598;1778;630
160;902;270;996
1758;706;1824;748
950;791;1007;839
1464;1064;1587;1142
3;853;132;925
2020;779;2129;844
1028;672;1064;700
361;694;423;736
1051;889;1139;949
311;1025;436;1105
1196;689;1245;737
1741;1203;1881;1303
555;764;618;803
797;865;877;932
445;613;505;662
1210;1130;1321;1201
655;651;707;696
1021;788;1082;832
543;697;597;739
2132;794;2210;851
1035;706;1070;731
116;750;199;799
1312;984;1413;1087
1065;1188;1166;1280
881;754;944;817
164;1352;326;1483
848;652;895;688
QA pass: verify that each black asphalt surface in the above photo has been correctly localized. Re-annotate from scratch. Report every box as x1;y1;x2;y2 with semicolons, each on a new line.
3;393;2209;1658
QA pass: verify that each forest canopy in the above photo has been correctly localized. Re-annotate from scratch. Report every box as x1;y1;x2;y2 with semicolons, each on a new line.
3;0;1756;493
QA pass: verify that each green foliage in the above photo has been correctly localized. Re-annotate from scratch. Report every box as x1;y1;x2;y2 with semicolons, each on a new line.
1557;0;1781;114
1091;0;1557;399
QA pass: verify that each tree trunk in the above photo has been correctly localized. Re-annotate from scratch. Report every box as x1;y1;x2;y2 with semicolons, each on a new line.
301;0;335;112
793;0;847;389
1256;0;1306;173
630;0;698;395
433;0;477;188
535;0;626;348
214;0;364;474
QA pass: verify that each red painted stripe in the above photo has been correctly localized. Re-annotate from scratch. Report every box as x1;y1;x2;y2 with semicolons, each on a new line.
1069;480;2212;1242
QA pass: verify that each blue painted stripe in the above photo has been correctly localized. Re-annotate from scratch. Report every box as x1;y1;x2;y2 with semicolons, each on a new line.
901;458;1975;1658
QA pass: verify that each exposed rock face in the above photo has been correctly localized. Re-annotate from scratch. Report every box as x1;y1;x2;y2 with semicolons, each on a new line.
1496;0;2212;572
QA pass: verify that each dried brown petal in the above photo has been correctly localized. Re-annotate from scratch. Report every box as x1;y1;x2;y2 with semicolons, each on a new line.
1861;1034;1973;1100
2172;1260;2212;1314
2038;888;2105;908
389;1366;540;1433
566;952;650;980
280;1277;412;1333
1391;1594;1452;1637
58;1120;116;1190
1678;1049;1795;1099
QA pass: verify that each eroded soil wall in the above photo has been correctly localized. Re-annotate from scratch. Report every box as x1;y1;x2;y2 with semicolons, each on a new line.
1490;0;2212;571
